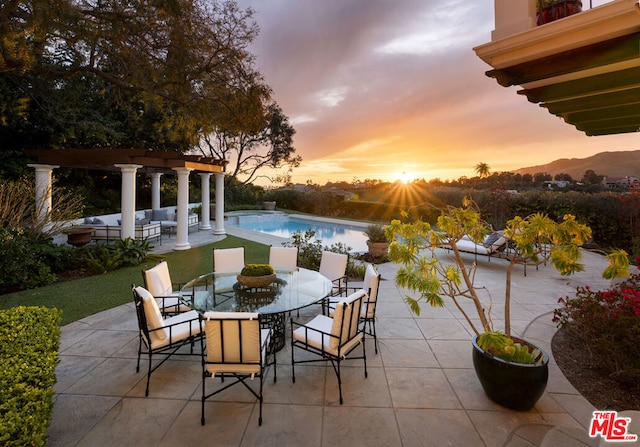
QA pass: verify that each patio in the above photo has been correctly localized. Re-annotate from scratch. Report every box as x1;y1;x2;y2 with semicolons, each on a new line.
47;226;618;446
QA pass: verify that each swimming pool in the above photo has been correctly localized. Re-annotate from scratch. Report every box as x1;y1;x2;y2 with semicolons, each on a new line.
231;215;368;252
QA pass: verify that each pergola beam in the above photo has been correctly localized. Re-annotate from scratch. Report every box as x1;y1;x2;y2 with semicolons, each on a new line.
24;149;228;249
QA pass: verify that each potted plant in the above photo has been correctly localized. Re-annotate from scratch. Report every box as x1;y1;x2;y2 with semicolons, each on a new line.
365;223;391;258
386;202;629;411
537;0;582;26
237;263;276;288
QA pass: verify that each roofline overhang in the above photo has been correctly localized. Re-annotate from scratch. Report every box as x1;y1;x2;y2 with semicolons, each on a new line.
474;0;640;70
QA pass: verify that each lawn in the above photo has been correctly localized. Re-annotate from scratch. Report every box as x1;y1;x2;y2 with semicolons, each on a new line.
0;236;268;325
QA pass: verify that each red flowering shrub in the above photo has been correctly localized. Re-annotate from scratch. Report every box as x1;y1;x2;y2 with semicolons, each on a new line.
553;270;640;385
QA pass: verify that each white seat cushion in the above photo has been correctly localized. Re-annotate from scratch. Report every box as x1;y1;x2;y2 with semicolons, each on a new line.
151;310;201;349
269;246;298;271
292;314;338;355
204;314;269;376
214;247;245;273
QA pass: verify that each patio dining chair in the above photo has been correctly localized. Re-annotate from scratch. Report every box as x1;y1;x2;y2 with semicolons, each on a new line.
326;263;381;354
319;250;348;297
200;312;276;426
132;285;202;396
142;261;190;315
269;246;298;271
291;289;367;404
212;246;245;273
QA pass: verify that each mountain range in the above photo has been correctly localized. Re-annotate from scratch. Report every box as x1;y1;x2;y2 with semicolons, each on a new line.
514;150;640;180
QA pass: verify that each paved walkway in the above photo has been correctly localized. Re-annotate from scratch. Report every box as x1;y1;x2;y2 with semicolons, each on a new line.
47;223;637;446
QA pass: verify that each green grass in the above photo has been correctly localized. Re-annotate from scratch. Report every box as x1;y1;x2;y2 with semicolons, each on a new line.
0;236;268;325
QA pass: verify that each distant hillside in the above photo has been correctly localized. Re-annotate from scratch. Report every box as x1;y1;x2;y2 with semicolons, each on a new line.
514;150;640;180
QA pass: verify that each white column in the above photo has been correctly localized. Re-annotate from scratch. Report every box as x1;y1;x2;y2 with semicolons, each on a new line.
28;164;59;224
199;172;212;230
214;172;226;235
492;0;536;41
115;164;142;240
173;167;192;250
150;172;163;210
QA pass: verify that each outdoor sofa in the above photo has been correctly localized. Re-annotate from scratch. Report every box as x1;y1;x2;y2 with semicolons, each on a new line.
145;209;199;235
81;217;162;243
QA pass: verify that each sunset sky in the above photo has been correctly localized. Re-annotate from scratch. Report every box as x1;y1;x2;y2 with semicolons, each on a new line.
237;0;638;185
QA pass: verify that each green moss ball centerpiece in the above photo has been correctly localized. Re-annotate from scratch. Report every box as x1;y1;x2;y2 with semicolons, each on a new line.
237;264;277;288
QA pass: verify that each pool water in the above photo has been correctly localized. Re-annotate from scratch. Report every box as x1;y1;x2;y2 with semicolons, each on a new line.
232;215;368;252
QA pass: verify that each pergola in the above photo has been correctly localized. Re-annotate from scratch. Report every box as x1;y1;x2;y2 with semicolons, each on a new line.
24;148;228;251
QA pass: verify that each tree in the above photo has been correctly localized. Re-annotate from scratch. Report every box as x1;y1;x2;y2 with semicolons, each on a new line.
198;102;301;185
533;172;552;184
582;169;604;186
474;162;490;179
554;173;573;182
0;0;264;152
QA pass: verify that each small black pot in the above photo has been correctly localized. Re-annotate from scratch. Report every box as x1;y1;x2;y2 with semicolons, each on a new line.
472;335;549;411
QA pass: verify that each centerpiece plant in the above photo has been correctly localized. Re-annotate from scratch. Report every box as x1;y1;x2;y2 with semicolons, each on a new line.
237;264;276;288
386;200;630;409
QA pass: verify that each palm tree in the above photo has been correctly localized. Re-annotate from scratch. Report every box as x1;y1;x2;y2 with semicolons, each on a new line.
474;162;490;179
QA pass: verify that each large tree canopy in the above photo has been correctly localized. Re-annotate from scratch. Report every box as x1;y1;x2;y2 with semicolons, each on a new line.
0;0;288;158
198;101;301;185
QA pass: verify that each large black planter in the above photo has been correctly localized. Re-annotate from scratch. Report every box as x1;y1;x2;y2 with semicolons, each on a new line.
472;335;549;411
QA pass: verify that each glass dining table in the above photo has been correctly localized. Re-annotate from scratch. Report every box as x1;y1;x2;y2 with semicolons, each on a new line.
179;268;333;351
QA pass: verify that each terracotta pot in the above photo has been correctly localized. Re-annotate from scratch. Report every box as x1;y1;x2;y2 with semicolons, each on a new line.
66;228;94;247
472;335;549;411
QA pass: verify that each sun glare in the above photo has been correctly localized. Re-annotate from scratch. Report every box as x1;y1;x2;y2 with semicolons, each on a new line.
397;171;413;184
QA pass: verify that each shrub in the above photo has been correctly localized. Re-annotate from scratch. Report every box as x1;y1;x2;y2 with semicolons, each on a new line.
0;228;59;291
0;306;62;446
553;271;640;385
241;264;275;276
283;229;361;278
84;245;122;274
83;237;156;274
364;224;389;243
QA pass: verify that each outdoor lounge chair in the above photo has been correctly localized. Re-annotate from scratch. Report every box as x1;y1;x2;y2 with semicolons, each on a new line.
326;263;381;354
132;285;202;396
291;289;367;404
200;311;276;426
453;231;530;275
142;261;190;315
454;231;507;262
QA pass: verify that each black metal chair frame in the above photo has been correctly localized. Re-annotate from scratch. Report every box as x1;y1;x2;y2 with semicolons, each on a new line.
132;285;202;396
290;291;367;404
325;265;381;354
200;314;277;426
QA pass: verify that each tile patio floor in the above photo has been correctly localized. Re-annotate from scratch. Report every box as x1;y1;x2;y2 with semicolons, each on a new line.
47;224;633;446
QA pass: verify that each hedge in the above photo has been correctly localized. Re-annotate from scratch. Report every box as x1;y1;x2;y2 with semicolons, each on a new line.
0;306;61;446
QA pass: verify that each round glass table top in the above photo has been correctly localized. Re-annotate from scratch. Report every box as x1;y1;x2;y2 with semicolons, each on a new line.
179;268;332;314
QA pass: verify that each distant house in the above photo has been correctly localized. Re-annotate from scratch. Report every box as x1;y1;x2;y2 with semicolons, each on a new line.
544;180;569;189
602;176;639;190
